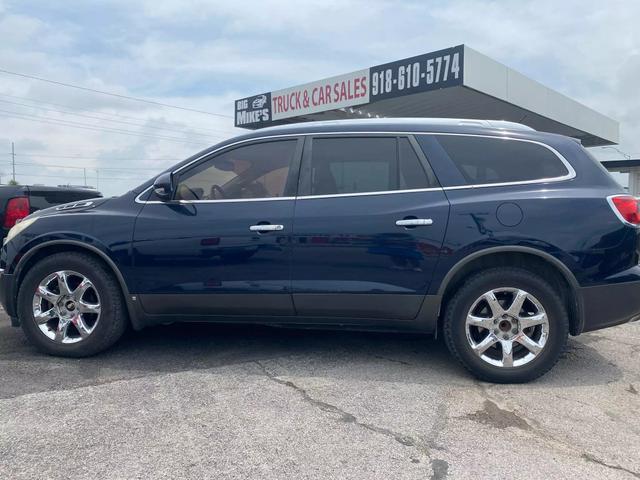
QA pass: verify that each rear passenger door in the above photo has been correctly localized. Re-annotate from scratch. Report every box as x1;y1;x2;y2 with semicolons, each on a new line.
291;135;450;320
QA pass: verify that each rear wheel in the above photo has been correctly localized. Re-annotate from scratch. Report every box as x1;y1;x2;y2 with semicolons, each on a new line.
18;252;128;357
443;267;568;383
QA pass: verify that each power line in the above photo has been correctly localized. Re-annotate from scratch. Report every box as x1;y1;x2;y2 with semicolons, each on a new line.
0;110;209;145
2;152;180;161
6;145;155;187
0;107;221;144
0;98;230;139
8;161;166;172
0;68;233;119
13;168;150;180
0;109;212;146
0;92;237;135
15;172;148;181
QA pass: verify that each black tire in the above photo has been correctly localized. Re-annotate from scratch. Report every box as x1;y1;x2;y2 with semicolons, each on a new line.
18;252;128;357
443;267;569;383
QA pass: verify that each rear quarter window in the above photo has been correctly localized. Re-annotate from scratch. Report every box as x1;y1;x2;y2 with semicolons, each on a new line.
435;135;570;186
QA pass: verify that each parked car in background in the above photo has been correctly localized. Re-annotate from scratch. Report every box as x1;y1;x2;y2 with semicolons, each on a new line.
0;185;102;243
1;118;639;383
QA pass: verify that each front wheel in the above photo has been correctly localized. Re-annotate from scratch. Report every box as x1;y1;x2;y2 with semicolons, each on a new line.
18;252;128;357
443;267;569;383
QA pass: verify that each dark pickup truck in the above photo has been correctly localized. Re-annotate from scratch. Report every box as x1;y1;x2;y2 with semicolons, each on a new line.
0;185;102;242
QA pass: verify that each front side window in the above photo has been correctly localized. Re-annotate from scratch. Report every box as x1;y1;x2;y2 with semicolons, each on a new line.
175;140;297;200
436;135;569;186
308;136;437;196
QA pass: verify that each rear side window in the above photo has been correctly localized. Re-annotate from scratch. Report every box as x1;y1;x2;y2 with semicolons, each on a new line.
308;136;437;195
435;135;569;186
175;140;297;200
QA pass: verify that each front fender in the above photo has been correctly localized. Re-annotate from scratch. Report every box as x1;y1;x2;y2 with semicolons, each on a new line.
13;235;123;284
7;236;141;330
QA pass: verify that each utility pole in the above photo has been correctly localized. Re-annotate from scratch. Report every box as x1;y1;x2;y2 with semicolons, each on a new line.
96;169;100;191
11;142;15;183
83;168;87;186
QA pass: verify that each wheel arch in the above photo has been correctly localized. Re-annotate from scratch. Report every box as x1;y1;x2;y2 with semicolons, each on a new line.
437;246;583;335
14;240;140;329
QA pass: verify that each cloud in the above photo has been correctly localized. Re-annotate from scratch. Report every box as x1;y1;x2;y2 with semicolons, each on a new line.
0;0;638;194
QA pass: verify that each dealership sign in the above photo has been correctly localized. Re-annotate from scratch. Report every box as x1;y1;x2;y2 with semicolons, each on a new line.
235;45;464;128
270;69;369;121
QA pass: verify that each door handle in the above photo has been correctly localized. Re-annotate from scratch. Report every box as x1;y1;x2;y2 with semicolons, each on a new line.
249;224;284;232
396;218;433;227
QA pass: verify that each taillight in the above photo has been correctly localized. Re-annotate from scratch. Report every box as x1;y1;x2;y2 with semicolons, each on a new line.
608;195;640;226
3;196;30;228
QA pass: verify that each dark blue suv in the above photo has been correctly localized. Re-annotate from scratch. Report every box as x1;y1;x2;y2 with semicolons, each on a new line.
2;119;639;383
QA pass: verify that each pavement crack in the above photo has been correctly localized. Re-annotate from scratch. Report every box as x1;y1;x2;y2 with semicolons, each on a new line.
476;381;640;477
371;354;413;366
426;398;450;452
582;453;640;479
1;356;284;401
254;361;429;454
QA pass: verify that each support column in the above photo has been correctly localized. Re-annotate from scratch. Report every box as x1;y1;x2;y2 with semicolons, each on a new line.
628;169;640;196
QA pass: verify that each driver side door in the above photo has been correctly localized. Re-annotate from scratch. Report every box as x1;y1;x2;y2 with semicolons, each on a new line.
131;137;302;319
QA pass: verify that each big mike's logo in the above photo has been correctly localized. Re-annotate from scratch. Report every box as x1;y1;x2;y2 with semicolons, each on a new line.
235;93;271;128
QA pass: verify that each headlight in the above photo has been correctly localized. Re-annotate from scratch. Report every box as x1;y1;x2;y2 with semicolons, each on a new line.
4;217;38;244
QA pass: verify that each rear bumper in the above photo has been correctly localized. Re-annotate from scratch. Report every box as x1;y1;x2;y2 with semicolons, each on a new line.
579;280;640;333
0;270;18;322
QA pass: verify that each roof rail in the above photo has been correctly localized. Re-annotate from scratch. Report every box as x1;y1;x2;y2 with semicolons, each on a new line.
261;117;535;132
456;119;535;131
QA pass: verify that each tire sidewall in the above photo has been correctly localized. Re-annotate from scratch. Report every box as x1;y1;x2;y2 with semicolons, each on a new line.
18;253;123;356
446;268;568;383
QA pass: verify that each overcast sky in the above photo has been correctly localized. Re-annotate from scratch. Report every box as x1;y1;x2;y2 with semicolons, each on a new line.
0;0;638;195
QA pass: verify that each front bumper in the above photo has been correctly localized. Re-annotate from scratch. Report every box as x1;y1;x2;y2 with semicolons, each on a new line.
0;269;18;324
579;280;640;333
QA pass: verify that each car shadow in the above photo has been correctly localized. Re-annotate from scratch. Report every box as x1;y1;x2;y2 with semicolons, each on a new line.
0;321;624;400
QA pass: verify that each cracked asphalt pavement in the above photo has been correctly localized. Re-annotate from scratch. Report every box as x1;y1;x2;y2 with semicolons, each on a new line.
1;310;639;479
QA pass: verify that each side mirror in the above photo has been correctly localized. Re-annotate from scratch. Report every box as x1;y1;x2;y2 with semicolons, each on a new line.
153;172;174;201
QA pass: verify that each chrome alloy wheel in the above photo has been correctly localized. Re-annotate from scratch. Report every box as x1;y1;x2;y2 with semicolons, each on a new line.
465;288;549;368
32;271;101;344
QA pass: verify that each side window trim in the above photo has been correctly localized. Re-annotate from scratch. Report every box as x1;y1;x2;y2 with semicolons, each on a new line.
169;136;304;203
135;131;576;204
297;134;313;197
407;135;442;189
282;136;305;197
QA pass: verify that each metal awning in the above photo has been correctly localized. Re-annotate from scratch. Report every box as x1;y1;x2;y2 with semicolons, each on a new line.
235;45;619;147
601;159;640;171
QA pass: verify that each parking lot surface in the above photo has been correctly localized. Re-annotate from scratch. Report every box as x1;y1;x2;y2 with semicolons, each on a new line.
1;311;639;479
